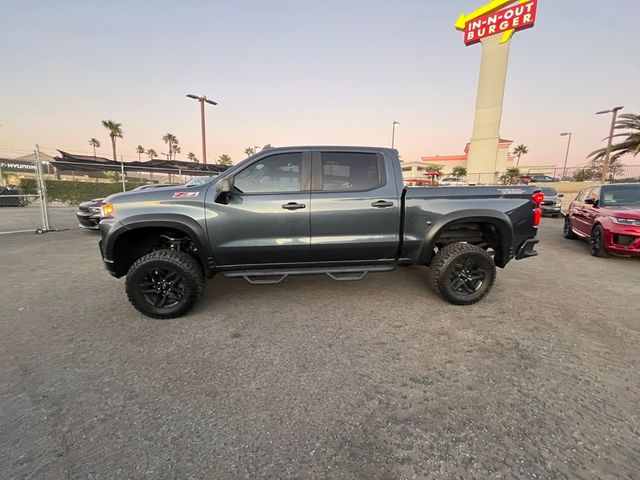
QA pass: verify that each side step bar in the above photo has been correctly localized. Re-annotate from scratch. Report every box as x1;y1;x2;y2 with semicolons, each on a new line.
223;265;396;285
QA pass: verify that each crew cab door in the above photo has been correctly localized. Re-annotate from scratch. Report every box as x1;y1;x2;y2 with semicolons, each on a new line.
571;187;593;236
582;187;602;231
206;150;311;266
309;150;401;262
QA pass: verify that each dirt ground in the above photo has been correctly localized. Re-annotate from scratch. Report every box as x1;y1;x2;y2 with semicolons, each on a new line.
1;217;639;479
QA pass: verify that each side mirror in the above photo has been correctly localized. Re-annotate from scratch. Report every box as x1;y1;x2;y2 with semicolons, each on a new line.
220;178;231;194
558;193;564;198
216;178;232;204
584;198;595;205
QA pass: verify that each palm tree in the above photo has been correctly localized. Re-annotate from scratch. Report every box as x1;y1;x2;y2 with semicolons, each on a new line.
513;144;528;166
88;138;100;158
187;152;198;164
136;145;145;160
452;166;467;178
102;120;123;161
218;154;232;166
162;133;178;160
244;147;256;156
587;113;640;180
500;167;521;185
171;144;181;159
146;148;157;160
612;113;640;154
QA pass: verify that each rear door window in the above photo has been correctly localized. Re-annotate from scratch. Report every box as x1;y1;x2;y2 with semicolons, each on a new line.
317;152;384;192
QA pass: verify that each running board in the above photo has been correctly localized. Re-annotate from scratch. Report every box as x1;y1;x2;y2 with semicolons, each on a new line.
223;265;395;285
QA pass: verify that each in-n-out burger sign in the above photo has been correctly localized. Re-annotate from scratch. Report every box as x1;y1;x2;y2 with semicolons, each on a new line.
455;0;537;46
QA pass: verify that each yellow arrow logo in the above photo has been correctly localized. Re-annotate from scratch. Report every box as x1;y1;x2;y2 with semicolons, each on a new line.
455;0;531;43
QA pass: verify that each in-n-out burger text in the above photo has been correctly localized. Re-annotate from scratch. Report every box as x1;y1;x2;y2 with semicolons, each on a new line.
465;0;537;45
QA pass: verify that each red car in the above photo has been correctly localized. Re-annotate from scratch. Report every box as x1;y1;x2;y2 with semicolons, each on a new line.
563;183;640;257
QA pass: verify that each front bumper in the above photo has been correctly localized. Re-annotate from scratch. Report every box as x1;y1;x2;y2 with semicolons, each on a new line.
541;205;561;215
515;238;539;260
604;224;640;256
77;212;100;229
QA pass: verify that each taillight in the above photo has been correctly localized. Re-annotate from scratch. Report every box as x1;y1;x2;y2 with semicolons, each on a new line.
533;208;542;226
532;191;544;227
532;192;544;205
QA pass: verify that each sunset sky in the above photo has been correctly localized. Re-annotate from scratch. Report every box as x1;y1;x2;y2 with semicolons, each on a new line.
1;0;638;168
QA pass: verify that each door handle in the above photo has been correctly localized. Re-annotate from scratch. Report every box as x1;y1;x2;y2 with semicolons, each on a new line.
282;202;306;210
371;200;394;208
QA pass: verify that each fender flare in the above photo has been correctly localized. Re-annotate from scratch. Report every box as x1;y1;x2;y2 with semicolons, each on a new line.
421;210;514;267
106;213;214;272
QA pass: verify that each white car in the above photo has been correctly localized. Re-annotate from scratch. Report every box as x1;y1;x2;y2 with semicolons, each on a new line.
439;177;468;186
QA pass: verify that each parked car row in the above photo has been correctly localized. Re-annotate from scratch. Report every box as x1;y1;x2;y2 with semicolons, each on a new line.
518;174;560;184
0;185;28;207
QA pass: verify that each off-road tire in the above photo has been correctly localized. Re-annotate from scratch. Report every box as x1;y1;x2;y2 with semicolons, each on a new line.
429;243;496;305
125;249;205;319
563;215;578;239
590;224;609;258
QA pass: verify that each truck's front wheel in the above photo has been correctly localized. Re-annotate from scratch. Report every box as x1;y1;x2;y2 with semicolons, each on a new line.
429;243;496;305
125;249;204;319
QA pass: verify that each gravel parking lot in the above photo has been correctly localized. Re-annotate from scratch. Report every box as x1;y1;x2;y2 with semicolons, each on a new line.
1;218;639;479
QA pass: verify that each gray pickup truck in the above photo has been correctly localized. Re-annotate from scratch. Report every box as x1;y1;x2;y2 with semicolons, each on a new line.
99;146;542;318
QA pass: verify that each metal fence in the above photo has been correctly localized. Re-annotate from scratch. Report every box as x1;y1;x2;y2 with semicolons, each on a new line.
0;147;220;235
459;165;640;186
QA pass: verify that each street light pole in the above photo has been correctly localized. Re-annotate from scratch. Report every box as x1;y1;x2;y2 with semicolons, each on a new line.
391;121;399;149
560;132;572;180
187;94;218;165
596;106;623;182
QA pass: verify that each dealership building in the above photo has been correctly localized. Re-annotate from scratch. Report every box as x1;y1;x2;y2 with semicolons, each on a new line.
402;138;516;185
401;136;558;185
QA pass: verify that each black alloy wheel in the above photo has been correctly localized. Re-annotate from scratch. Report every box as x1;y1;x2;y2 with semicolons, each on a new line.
139;268;185;309
590;225;608;257
429;243;497;305
563;215;577;239
125;249;205;319
448;258;486;295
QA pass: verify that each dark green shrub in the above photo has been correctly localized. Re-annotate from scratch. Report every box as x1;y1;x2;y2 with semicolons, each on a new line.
19;178;146;204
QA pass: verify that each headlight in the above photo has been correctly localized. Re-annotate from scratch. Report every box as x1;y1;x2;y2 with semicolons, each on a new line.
90;207;102;214
555;200;562;206
612;217;640;226
101;203;114;218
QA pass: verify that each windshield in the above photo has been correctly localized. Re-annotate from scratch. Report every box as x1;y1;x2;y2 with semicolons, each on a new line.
541;187;557;196
601;185;640;207
185;176;216;187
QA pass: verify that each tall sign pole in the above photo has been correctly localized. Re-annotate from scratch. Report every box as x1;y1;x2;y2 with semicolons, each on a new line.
455;0;538;181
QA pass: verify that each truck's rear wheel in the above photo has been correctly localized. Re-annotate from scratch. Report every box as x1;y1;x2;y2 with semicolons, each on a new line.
429;243;496;305
125;249;204;319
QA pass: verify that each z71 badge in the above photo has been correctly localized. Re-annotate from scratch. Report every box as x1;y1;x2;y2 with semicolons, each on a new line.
172;191;200;198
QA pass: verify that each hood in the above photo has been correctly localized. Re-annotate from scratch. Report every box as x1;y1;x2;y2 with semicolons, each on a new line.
601;205;640;220
104;181;215;204
79;198;104;207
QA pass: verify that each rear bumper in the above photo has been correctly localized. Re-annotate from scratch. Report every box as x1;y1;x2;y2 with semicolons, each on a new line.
515;238;539;260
